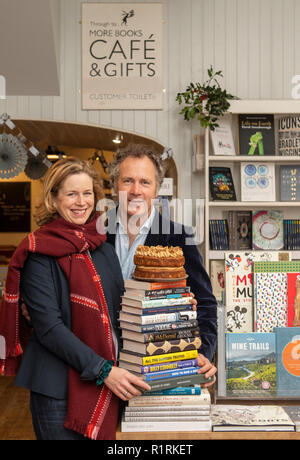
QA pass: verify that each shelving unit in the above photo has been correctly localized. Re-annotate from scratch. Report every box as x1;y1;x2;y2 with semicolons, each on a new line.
204;99;300;270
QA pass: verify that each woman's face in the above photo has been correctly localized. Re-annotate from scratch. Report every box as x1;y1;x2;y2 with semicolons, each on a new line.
52;173;95;225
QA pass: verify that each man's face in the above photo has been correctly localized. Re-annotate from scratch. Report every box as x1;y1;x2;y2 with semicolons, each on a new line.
117;155;158;221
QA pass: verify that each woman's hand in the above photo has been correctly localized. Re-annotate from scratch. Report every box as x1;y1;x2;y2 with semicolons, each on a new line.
104;366;151;401
196;353;217;387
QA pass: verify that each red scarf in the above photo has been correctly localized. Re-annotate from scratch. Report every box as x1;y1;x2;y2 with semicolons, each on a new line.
0;215;119;440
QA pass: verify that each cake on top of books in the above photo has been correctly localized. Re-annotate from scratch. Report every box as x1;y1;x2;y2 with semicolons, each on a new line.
133;245;186;280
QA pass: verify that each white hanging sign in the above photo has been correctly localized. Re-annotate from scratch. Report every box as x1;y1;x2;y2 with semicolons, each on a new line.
82;2;163;110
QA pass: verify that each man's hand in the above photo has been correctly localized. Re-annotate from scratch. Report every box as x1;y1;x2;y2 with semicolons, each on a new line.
196;353;217;387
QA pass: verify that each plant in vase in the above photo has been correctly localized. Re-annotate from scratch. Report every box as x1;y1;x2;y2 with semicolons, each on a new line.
176;66;237;131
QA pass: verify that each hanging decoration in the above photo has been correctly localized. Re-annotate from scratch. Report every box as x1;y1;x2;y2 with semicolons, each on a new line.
24;152;49;179
0;133;28;179
0;113;52;179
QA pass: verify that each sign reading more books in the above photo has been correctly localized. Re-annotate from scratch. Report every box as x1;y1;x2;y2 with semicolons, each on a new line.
209;167;236;201
238;114;275;156
82;3;163;110
278;116;300;156
241;163;275;202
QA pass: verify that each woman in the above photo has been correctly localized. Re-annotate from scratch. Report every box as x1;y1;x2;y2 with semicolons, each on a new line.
0;157;150;440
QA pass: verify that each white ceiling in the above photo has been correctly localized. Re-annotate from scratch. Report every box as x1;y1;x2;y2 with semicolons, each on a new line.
0;0;60;96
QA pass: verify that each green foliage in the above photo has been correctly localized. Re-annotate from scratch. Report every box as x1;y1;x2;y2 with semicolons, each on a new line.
176;66;237;131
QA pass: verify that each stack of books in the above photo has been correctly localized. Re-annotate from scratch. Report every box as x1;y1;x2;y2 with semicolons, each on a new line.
119;278;213;432
121;387;212;432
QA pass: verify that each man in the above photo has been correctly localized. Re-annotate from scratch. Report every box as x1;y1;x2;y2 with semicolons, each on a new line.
105;143;217;383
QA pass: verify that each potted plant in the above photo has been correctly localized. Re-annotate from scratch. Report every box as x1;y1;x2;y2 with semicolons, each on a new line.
176;66;237;131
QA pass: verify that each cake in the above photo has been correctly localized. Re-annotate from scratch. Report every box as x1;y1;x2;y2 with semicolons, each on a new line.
133;245;186;279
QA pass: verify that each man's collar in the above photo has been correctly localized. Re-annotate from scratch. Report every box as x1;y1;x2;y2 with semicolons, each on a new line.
116;205;156;234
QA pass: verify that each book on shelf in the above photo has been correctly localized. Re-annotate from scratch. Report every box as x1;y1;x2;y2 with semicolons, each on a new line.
121;336;202;357
210;115;236;156
211;405;294;432
284;219;300;250
287;272;300;327
227;210;252;250
253;260;300;332
238;114;275;156
121;295;193;309
252;210;284;250
209;167;236;201
119;357;199;375
225;332;277;398
209;219;229;250
278;115;300;156
121;303;195;316
283;406;300;431
121;326;200;344
124;278;187;291
240;162;276;201
119;309;197;325
275;326;300;397
224;250;290;333
210;260;225;302
280;165;300;200
119;348;199;366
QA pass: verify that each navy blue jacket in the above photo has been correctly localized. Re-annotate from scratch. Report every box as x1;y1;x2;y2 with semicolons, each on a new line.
15;242;124;399
106;210;217;362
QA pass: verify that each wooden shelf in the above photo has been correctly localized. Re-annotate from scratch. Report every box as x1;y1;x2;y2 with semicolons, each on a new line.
116;425;300;440
208;201;300;208
209;155;300;163
229;99;300;114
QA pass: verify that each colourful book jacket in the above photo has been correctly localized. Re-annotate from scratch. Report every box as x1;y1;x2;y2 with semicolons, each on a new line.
226;332;276;398
252;210;284;250
224;251;290;333
253;260;300;332
275;327;300;397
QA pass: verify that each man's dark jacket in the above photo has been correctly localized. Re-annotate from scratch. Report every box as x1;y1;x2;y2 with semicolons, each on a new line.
106;210;217;362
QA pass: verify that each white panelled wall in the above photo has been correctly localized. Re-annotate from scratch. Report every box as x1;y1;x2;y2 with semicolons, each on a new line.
1;0;300;208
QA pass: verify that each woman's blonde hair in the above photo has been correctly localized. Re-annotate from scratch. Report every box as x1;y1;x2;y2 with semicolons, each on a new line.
34;156;104;226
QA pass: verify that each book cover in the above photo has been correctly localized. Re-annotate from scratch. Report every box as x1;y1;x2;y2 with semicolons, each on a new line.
119;357;198;375
210;115;236;156
119;348;199;366
121;303;194;316
227;210;252;250
122;336;202;356
119;309;197;325
119;319;199;334
252;210;284;250
124;278;187;291
224;250;289;333
238;114;275;156
253;261;300;332
241;163;276;201
210;260;225;302
280;165;300;200
278;115;300;156
121;327;200;344
226;332;276;398
275;326;300;397
209;167;236;201
287;272;300;327
142;366;201;381
143;373;214;393
121;295;193;309
144;386;202;396
123;286;191;300
211;405;294;431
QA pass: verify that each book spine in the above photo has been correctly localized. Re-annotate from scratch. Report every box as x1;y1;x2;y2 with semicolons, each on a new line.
141;310;197;324
142;349;198;365
144;287;191;298
143;328;200;343
143;386;201;396
124;415;210;422
148;280;187;290
141;358;198;374
139;319;199;333
139;304;194;316
144;366;201;381
146;373;213;392
141;296;193;308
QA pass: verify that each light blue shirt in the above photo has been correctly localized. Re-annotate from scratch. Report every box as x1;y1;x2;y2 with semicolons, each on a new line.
115;206;156;280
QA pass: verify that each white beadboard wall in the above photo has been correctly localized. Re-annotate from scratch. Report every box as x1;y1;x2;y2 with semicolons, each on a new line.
1;0;300;204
